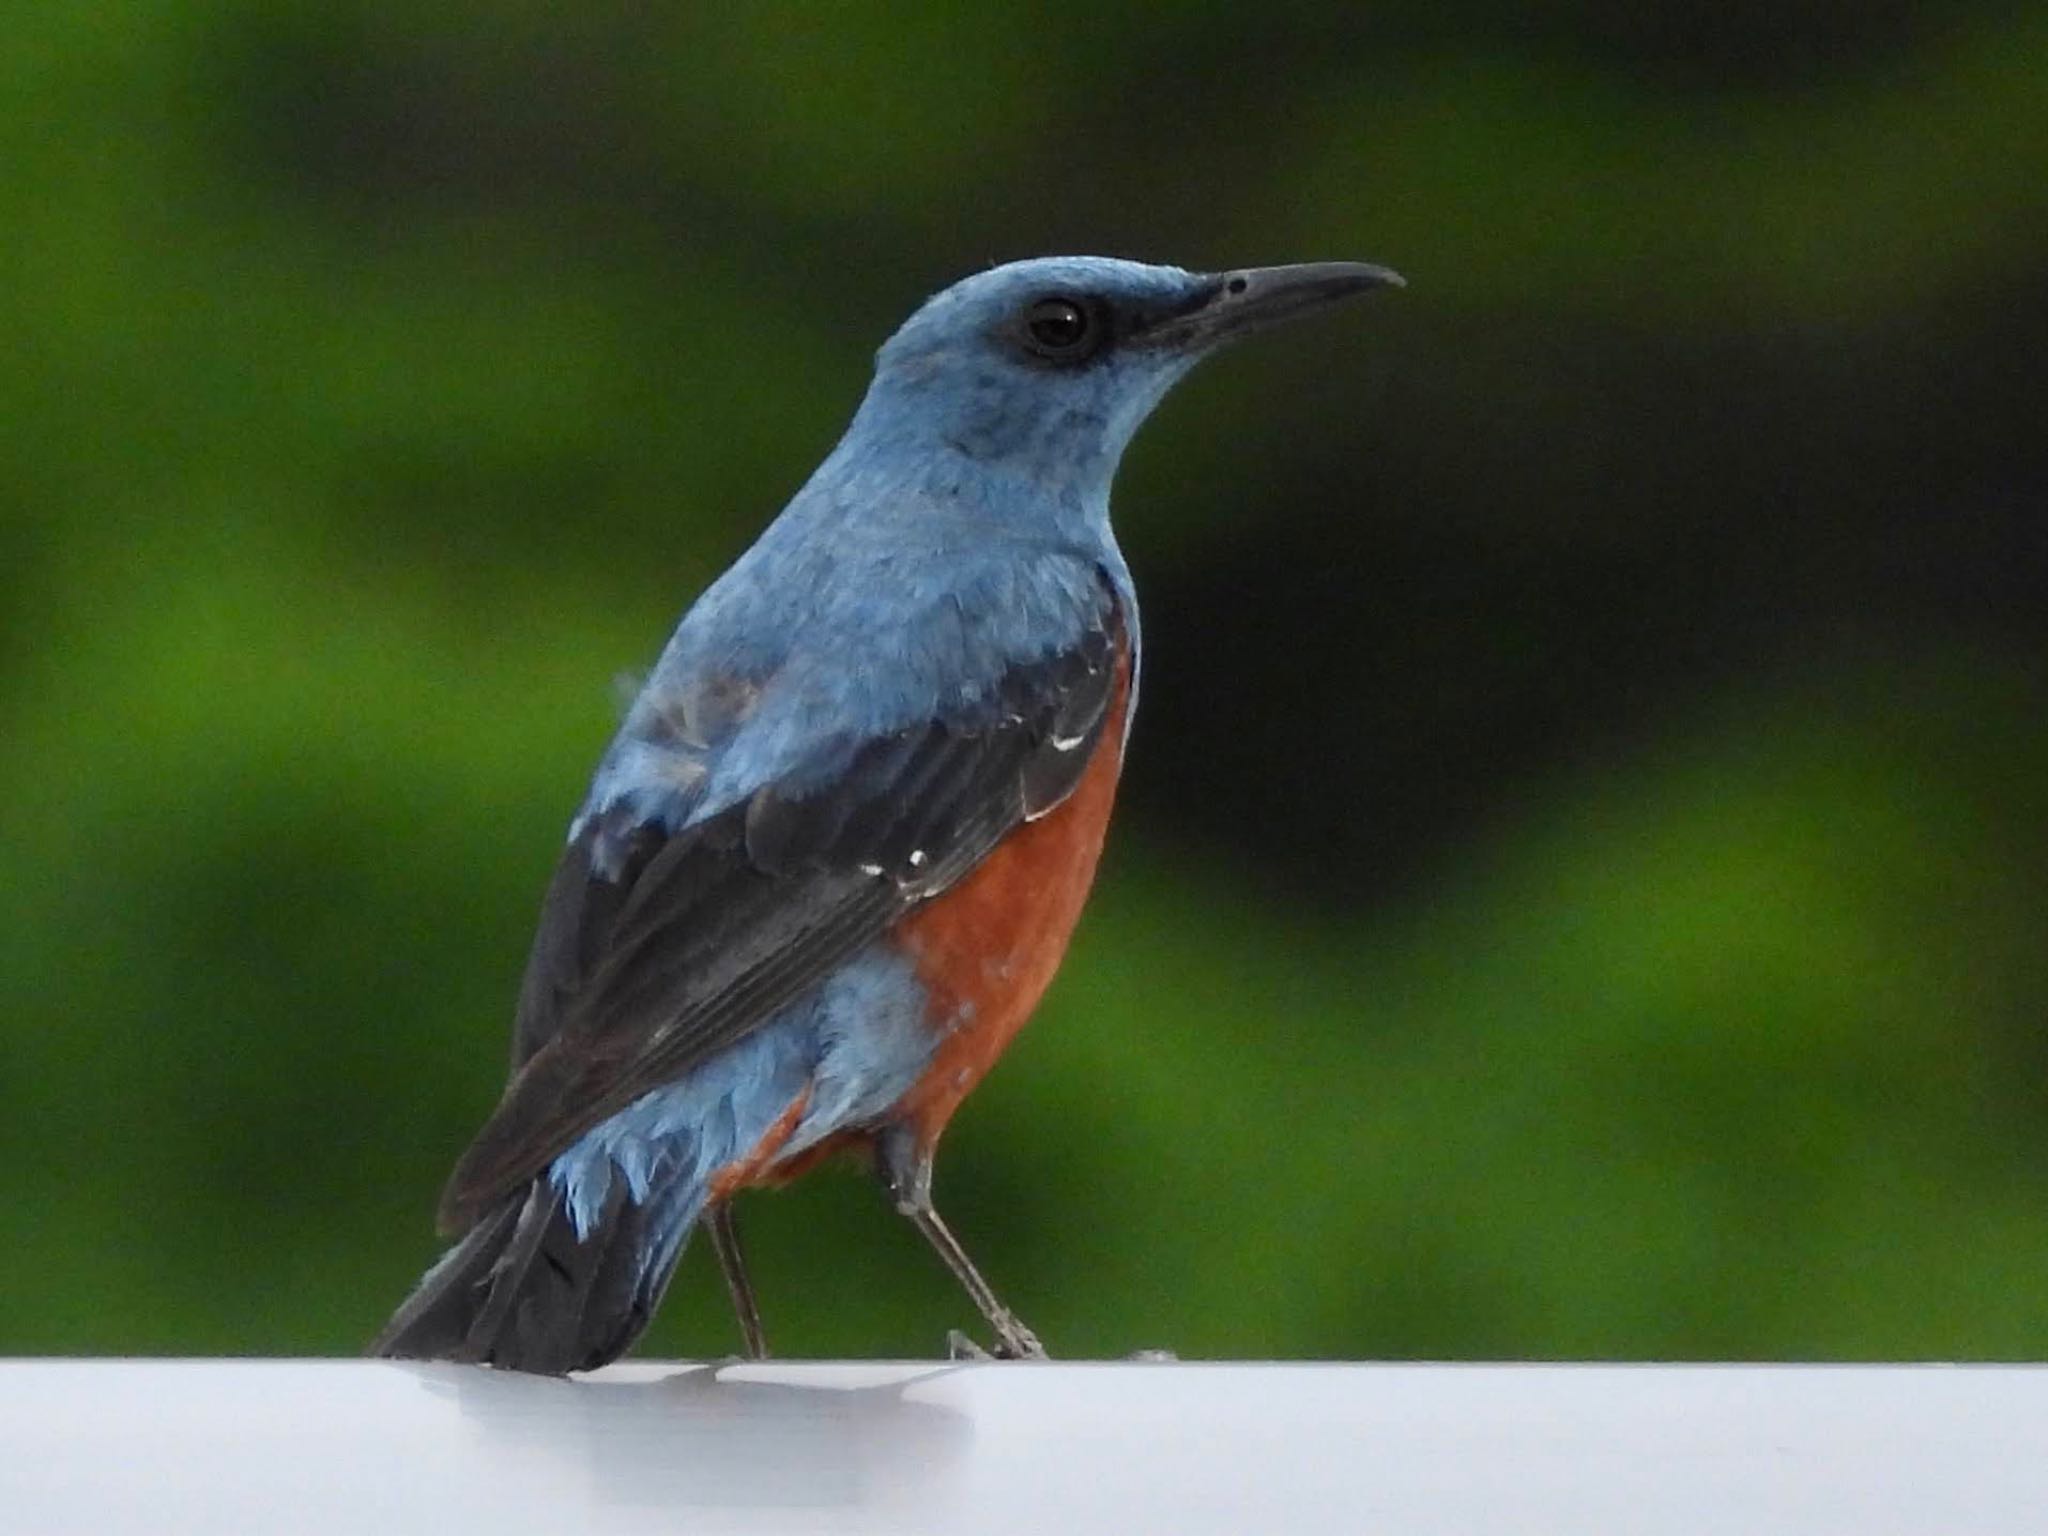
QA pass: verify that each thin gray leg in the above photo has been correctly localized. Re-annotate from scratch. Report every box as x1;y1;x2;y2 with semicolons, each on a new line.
877;1126;1047;1360
707;1201;769;1360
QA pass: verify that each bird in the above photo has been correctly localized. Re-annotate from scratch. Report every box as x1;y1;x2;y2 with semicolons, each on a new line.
372;254;1403;1373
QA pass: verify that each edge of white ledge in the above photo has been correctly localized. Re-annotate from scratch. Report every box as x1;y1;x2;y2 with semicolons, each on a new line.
5;1359;2045;1535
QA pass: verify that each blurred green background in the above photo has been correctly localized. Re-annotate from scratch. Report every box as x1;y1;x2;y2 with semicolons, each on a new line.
6;2;2048;1362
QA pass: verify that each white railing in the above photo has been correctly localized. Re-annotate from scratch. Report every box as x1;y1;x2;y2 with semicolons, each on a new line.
4;1359;2042;1533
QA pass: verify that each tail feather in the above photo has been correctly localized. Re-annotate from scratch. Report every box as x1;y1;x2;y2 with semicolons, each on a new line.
371;1176;691;1374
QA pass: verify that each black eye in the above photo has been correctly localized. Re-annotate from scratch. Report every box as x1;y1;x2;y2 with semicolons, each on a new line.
1021;296;1099;360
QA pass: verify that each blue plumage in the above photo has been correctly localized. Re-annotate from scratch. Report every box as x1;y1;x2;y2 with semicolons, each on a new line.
575;261;1197;852
374;255;1400;1370
551;945;935;1281
581;538;1123;851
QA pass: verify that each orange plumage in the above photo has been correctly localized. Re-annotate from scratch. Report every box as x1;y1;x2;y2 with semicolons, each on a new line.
710;644;1131;1195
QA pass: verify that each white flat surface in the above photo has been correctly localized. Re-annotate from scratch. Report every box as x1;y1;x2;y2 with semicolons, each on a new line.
3;1359;2044;1534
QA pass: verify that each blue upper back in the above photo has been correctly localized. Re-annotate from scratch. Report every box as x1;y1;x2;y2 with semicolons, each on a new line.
578;257;1226;853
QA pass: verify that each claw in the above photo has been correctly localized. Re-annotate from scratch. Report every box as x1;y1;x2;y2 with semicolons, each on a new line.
946;1329;994;1361
993;1317;1048;1360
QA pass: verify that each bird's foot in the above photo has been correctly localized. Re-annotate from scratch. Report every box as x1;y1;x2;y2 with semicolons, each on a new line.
992;1311;1048;1360
944;1320;1049;1361
946;1329;993;1361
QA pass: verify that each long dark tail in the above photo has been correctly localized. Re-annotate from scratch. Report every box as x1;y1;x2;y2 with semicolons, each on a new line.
370;1176;689;1375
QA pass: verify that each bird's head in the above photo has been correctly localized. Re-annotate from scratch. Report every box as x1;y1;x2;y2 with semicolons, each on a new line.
842;255;1403;512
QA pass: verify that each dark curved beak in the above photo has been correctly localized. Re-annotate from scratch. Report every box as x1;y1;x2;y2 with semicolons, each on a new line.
1136;261;1405;351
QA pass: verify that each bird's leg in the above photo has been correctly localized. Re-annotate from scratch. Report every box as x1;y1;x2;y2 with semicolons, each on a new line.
877;1125;1047;1360
707;1201;769;1360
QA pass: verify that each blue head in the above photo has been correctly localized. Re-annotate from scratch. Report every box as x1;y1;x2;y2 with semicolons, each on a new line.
831;255;1403;523
587;255;1401;846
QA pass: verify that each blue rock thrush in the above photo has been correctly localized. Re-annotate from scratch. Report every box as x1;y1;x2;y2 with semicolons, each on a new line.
373;256;1403;1372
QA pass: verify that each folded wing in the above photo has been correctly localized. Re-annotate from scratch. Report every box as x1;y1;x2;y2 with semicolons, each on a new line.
437;583;1126;1232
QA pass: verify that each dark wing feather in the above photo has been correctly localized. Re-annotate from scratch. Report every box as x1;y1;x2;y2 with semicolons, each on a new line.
438;587;1128;1233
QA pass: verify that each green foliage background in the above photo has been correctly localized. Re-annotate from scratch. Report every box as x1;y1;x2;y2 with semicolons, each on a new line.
6;2;2047;1360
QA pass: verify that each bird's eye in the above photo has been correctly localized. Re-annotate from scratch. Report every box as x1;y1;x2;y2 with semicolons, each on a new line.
1021;296;1100;361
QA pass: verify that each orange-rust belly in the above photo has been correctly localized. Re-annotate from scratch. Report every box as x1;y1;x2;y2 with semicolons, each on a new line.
887;654;1132;1153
